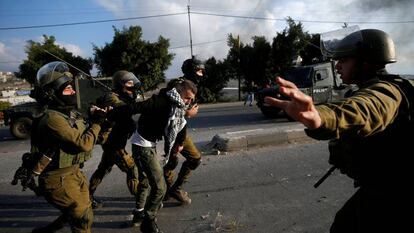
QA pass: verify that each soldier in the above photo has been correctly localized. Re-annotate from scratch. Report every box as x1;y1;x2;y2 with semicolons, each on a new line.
127;79;197;233
163;58;204;205
29;61;106;233
88;70;142;210
265;28;413;232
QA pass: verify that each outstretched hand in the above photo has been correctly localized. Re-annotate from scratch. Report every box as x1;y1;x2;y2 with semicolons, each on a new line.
264;77;322;129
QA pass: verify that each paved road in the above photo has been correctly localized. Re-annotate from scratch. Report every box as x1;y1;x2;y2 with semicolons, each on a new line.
0;102;355;233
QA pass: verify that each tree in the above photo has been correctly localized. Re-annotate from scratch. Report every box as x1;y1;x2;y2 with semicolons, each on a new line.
270;18;309;75
199;57;232;103
223;34;272;90
300;33;323;65
179;18;324;103
93;26;174;91
240;36;272;88
16;35;92;84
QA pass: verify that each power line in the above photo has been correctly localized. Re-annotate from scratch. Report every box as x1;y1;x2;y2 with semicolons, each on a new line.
191;11;414;24
170;39;226;50
0;12;186;30
2;10;413;31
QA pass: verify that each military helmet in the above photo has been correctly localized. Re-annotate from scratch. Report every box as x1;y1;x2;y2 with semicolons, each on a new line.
181;58;205;77
36;61;73;91
332;29;396;64
112;70;141;92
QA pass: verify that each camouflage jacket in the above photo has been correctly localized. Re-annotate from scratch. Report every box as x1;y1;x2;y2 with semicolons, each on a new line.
305;74;413;186
32;109;101;170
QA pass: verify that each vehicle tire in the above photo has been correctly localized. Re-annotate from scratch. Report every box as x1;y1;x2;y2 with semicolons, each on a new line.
260;106;281;118
10;117;32;139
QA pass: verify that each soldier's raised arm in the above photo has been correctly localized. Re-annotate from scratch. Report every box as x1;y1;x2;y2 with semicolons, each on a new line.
264;77;321;130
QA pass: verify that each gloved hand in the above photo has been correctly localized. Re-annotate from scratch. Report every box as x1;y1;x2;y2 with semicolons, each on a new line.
106;104;131;122
88;105;107;124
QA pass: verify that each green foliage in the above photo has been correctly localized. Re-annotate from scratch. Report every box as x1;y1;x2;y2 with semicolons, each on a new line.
205;17;323;99
240;36;272;87
197;57;232;103
93;26;174;91
16;35;93;84
300;34;323;65
271;18;309;75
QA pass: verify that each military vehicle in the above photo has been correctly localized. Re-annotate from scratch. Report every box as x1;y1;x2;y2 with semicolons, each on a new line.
1;77;110;139
256;61;353;118
2;101;41;139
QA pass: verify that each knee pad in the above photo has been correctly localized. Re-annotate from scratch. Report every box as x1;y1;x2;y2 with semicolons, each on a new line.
186;158;201;170
70;206;93;231
164;154;179;170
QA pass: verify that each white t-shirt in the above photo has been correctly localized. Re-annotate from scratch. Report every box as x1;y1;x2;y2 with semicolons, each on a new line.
130;130;157;147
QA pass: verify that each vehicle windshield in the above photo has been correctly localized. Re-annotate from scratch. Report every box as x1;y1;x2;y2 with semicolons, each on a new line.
284;67;313;88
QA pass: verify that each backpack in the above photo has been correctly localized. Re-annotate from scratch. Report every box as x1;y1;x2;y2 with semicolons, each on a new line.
380;74;414;122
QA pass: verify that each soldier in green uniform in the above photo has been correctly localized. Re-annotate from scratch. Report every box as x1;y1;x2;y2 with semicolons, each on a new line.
30;61;106;233
127;79;197;233
265;28;413;232
163;58;204;205
88;70;142;210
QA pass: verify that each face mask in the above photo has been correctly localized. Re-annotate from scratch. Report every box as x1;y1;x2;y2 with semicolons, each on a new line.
59;94;77;106
57;83;77;106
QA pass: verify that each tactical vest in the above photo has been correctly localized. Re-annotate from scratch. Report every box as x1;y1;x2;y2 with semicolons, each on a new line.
329;75;414;186
98;92;136;149
32;109;92;170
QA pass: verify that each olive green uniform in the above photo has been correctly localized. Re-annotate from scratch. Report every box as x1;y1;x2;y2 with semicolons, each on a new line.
163;135;201;192
33;110;101;233
305;75;413;232
89;92;140;204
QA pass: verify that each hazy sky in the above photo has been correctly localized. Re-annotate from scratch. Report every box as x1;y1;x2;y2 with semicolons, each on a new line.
1;0;413;78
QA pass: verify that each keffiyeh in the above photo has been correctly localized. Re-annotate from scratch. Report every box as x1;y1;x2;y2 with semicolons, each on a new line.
164;88;187;162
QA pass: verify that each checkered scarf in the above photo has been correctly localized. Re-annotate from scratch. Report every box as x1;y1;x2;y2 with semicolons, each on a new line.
164;88;187;162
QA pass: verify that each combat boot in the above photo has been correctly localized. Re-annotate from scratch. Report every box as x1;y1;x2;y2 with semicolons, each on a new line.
90;195;103;209
32;214;66;233
169;188;192;205
131;208;145;227
140;217;163;233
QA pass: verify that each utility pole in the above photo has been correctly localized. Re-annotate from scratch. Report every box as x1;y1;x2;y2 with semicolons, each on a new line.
187;1;193;57
237;35;241;101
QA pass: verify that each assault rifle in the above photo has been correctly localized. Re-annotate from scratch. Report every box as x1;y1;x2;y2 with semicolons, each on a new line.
11;149;55;196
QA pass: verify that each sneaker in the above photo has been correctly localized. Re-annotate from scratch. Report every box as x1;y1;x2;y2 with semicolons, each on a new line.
131;209;145;227
90;195;103;209
169;189;192;205
140;218;163;233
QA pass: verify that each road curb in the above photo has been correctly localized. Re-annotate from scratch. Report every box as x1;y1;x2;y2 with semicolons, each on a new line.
204;124;314;152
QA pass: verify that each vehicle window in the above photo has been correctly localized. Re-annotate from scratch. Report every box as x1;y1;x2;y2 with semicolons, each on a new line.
314;69;332;87
285;67;313;88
